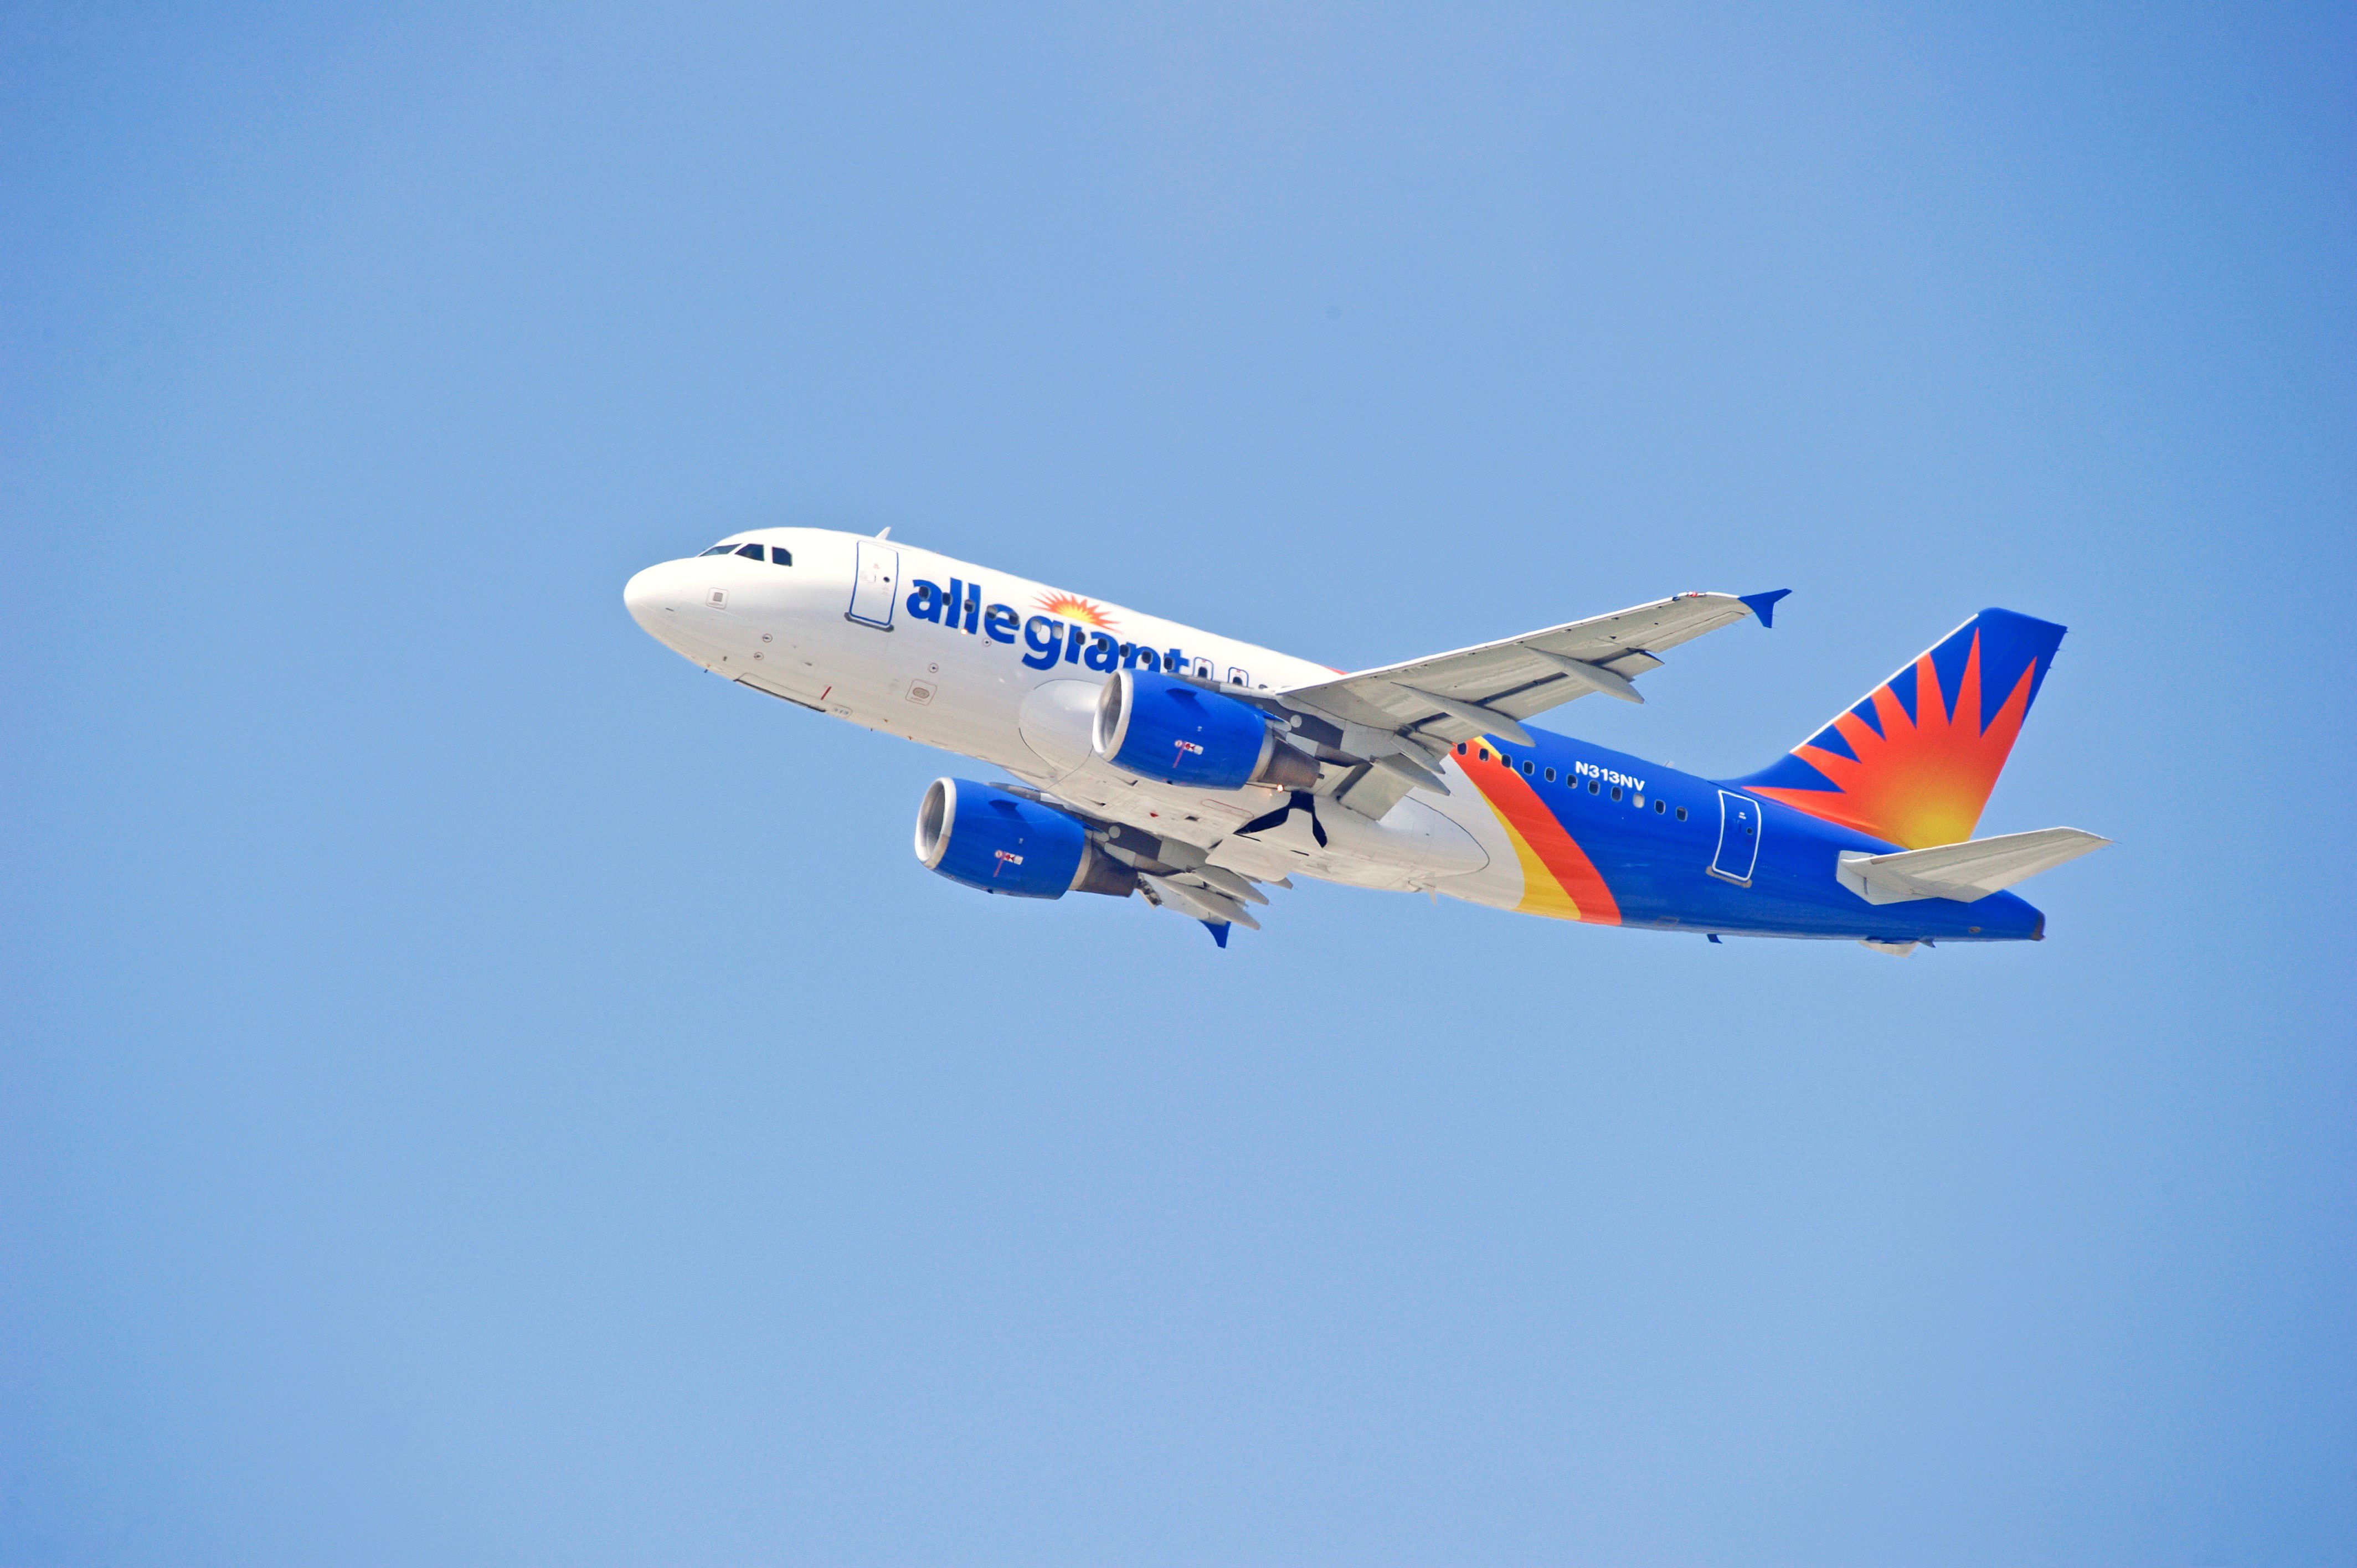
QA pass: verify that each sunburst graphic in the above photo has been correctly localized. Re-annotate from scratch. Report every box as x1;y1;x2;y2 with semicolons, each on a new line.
1034;591;1117;630
1752;630;2038;850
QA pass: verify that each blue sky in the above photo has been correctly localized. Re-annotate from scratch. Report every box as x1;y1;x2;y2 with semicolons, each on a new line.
5;3;2351;1563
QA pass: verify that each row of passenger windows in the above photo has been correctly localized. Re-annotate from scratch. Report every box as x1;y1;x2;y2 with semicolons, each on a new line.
1455;742;1690;820
699;542;794;565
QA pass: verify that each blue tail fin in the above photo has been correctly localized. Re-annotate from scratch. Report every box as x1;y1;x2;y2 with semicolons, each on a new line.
1734;608;2066;849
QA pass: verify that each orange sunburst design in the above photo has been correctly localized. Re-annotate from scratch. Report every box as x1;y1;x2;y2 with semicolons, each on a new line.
1752;631;2037;850
1034;592;1117;630
1463;747;1620;925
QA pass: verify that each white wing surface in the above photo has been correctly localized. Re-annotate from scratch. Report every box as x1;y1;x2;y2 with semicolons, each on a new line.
1273;591;1778;740
1258;590;1785;818
1835;828;2112;905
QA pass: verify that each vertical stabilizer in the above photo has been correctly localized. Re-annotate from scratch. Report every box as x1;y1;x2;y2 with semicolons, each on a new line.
1733;608;2066;849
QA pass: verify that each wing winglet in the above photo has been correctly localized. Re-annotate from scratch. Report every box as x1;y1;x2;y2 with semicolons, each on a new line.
1738;589;1792;628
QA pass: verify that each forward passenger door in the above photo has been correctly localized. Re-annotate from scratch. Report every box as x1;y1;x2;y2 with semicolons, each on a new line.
847;541;899;630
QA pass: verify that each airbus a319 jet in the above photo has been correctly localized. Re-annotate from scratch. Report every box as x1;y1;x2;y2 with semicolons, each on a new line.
624;529;2106;951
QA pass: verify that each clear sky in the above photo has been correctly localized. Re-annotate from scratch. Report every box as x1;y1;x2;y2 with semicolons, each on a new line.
5;4;2352;1564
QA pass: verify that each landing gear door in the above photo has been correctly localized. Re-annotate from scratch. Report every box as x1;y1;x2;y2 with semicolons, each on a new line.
1709;790;1762;884
847;540;899;630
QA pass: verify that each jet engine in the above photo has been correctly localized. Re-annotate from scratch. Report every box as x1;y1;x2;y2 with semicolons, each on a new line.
913;778;1136;899
1090;669;1320;791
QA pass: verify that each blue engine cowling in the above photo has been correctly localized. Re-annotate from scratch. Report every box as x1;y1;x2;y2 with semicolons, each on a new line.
1090;669;1320;790
913;778;1136;899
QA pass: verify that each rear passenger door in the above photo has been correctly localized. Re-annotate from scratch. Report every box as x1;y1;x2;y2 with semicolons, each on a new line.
1709;790;1762;884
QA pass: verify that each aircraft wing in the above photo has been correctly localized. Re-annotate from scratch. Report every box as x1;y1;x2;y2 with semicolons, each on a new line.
998;782;1286;942
1272;590;1785;740
1258;589;1787;818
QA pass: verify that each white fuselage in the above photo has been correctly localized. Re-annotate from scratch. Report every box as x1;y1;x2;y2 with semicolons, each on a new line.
624;527;1528;907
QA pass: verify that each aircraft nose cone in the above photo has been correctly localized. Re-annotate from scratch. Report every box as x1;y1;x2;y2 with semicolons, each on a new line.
624;564;675;632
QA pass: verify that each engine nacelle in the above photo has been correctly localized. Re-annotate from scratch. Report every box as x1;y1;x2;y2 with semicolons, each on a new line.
913;778;1136;899
1090;669;1320;791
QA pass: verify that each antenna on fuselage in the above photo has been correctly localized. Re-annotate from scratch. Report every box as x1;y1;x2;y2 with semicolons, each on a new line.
876;527;892;540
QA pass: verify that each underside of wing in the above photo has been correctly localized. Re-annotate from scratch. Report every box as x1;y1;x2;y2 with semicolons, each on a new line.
1251;590;1784;819
1273;590;1782;739
1000;782;1290;942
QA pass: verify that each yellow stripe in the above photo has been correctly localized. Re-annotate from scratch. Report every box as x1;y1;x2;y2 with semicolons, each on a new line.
1483;795;1584;921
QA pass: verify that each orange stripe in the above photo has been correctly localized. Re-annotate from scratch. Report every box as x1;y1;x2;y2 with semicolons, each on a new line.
1465;747;1621;925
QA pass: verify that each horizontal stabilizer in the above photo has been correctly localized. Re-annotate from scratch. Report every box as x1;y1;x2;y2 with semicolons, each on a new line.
1836;827;2110;905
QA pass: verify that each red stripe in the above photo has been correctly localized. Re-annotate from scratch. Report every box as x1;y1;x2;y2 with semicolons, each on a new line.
1469;752;1621;925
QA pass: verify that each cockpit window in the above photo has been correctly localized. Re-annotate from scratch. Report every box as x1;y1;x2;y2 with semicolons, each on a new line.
694;540;792;563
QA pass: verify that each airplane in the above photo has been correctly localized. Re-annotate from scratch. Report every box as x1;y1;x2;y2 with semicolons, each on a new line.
623;528;2107;952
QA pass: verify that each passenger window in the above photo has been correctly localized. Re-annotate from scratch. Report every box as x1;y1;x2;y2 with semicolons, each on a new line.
1521;761;1534;776
1544;767;1555;782
1479;748;1490;762
1610;786;1622;801
734;543;764;559
1654;798;1666;813
1588;780;1599;795
1676;806;1688;821
1498;753;1510;768
770;546;793;565
1457;743;1468;755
